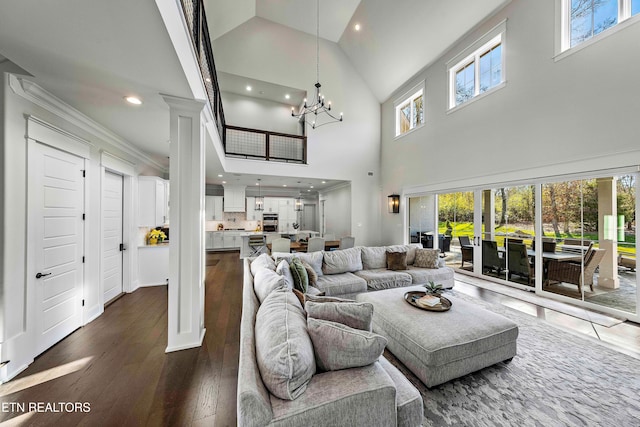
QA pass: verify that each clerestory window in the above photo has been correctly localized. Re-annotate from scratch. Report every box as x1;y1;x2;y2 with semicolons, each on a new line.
394;85;424;137
448;32;504;110
562;0;640;51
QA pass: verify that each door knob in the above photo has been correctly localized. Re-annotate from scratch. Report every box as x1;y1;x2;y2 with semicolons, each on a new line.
35;272;52;279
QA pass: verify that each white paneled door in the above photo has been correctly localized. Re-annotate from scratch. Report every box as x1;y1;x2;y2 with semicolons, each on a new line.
102;171;123;304
30;142;85;355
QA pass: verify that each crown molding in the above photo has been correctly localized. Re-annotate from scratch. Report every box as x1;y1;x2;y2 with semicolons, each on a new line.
8;74;168;172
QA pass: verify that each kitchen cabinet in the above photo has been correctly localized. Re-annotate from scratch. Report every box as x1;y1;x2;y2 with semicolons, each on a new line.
205;196;224;221
223;230;242;248
223;185;246;212
246;197;263;221
139;176;169;226
263;197;279;213
138;245;169;286
278;198;298;232
206;231;224;250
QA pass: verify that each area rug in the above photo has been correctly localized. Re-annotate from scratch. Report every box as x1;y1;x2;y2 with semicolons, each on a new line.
386;290;640;427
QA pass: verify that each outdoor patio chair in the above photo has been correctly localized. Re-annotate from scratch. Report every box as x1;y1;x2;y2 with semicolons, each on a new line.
482;240;505;275
546;248;607;293
507;243;534;285
459;236;474;269
306;237;325;253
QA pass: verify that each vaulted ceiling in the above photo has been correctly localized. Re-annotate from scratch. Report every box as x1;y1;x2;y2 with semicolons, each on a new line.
207;0;511;102
0;0;511;184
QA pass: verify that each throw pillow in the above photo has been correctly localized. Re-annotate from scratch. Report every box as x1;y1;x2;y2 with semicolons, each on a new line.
305;301;374;331
275;259;295;290
307;318;387;372
305;286;324;296
256;289;315;400
322;247;363;275
253;268;288;304
414;248;440;269
292;288;306;307
301;260;318;286
360;246;388;270
290;257;309;293
250;253;276;276
272;252;324;277
386;251;408;271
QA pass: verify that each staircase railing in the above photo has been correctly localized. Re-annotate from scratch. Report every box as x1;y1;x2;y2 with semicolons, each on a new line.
179;0;307;164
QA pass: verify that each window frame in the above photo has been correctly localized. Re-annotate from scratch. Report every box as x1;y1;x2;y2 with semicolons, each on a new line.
446;20;507;112
394;82;425;138
557;0;640;56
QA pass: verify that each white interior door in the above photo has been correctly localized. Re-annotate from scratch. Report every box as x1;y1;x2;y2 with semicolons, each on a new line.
303;204;316;231
30;142;85;355
103;171;124;304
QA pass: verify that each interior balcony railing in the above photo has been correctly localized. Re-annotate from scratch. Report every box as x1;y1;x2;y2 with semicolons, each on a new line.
225;125;307;164
178;0;308;164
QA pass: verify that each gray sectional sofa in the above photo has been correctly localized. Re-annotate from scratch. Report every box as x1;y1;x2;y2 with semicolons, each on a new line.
272;244;454;299
238;258;424;427
237;245;455;426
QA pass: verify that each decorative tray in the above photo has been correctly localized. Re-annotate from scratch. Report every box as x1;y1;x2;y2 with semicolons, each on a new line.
404;291;452;312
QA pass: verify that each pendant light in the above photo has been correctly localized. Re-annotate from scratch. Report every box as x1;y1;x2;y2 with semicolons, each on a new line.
255;179;264;211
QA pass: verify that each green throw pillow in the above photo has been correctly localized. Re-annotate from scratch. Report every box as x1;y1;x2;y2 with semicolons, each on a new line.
290;258;309;293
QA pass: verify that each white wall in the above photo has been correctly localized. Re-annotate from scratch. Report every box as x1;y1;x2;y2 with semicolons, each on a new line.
213;17;382;246
0;71;165;381
320;183;352;239
380;0;640;244
221;91;300;135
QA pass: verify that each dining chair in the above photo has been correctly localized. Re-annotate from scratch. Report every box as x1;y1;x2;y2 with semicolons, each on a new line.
507;243;534;285
482;240;505;275
306;237;325;253
271;237;291;254
458;235;474;269
339;236;355;250
547;248;606;293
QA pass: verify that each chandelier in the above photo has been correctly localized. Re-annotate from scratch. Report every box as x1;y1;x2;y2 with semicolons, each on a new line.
291;0;343;129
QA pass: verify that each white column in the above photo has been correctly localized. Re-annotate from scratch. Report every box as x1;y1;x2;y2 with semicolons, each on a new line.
597;177;619;289
162;94;207;352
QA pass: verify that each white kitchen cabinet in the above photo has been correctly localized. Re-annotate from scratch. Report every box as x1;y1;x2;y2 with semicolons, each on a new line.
139;176;168;226
205;196;224;221
223;185;246;212
263;197;279;213
246;197;263;221
278;198;298;232
138;245;169;286
222;231;242;248
213;232;224;248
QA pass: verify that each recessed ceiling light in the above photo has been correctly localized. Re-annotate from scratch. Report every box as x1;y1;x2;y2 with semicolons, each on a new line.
125;96;142;105
354;23;361;31
282;184;287;187
217;174;223;177
256;182;260;186
222;181;227;184
310;186;314;189
307;189;311;192
285;94;290;99
321;181;326;184
246;85;252;91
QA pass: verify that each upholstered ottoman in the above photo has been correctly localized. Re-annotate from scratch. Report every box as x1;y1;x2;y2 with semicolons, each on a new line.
356;286;518;388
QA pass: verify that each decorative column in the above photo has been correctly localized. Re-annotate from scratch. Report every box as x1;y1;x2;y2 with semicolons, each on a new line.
162;94;207;352
483;190;495;241
597;177;619;289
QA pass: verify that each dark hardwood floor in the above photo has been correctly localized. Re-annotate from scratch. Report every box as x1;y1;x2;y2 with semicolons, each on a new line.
0;251;241;427
2;251;638;426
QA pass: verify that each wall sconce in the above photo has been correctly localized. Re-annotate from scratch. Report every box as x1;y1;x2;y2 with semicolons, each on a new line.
388;194;400;214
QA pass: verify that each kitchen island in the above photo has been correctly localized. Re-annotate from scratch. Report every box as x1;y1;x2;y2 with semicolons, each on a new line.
238;230;320;258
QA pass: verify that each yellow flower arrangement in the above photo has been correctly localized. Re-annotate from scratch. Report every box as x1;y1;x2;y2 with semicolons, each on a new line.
147;229;167;245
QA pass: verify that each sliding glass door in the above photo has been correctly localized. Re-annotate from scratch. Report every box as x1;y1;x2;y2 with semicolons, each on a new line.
407;169;638;320
541;174;637;315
